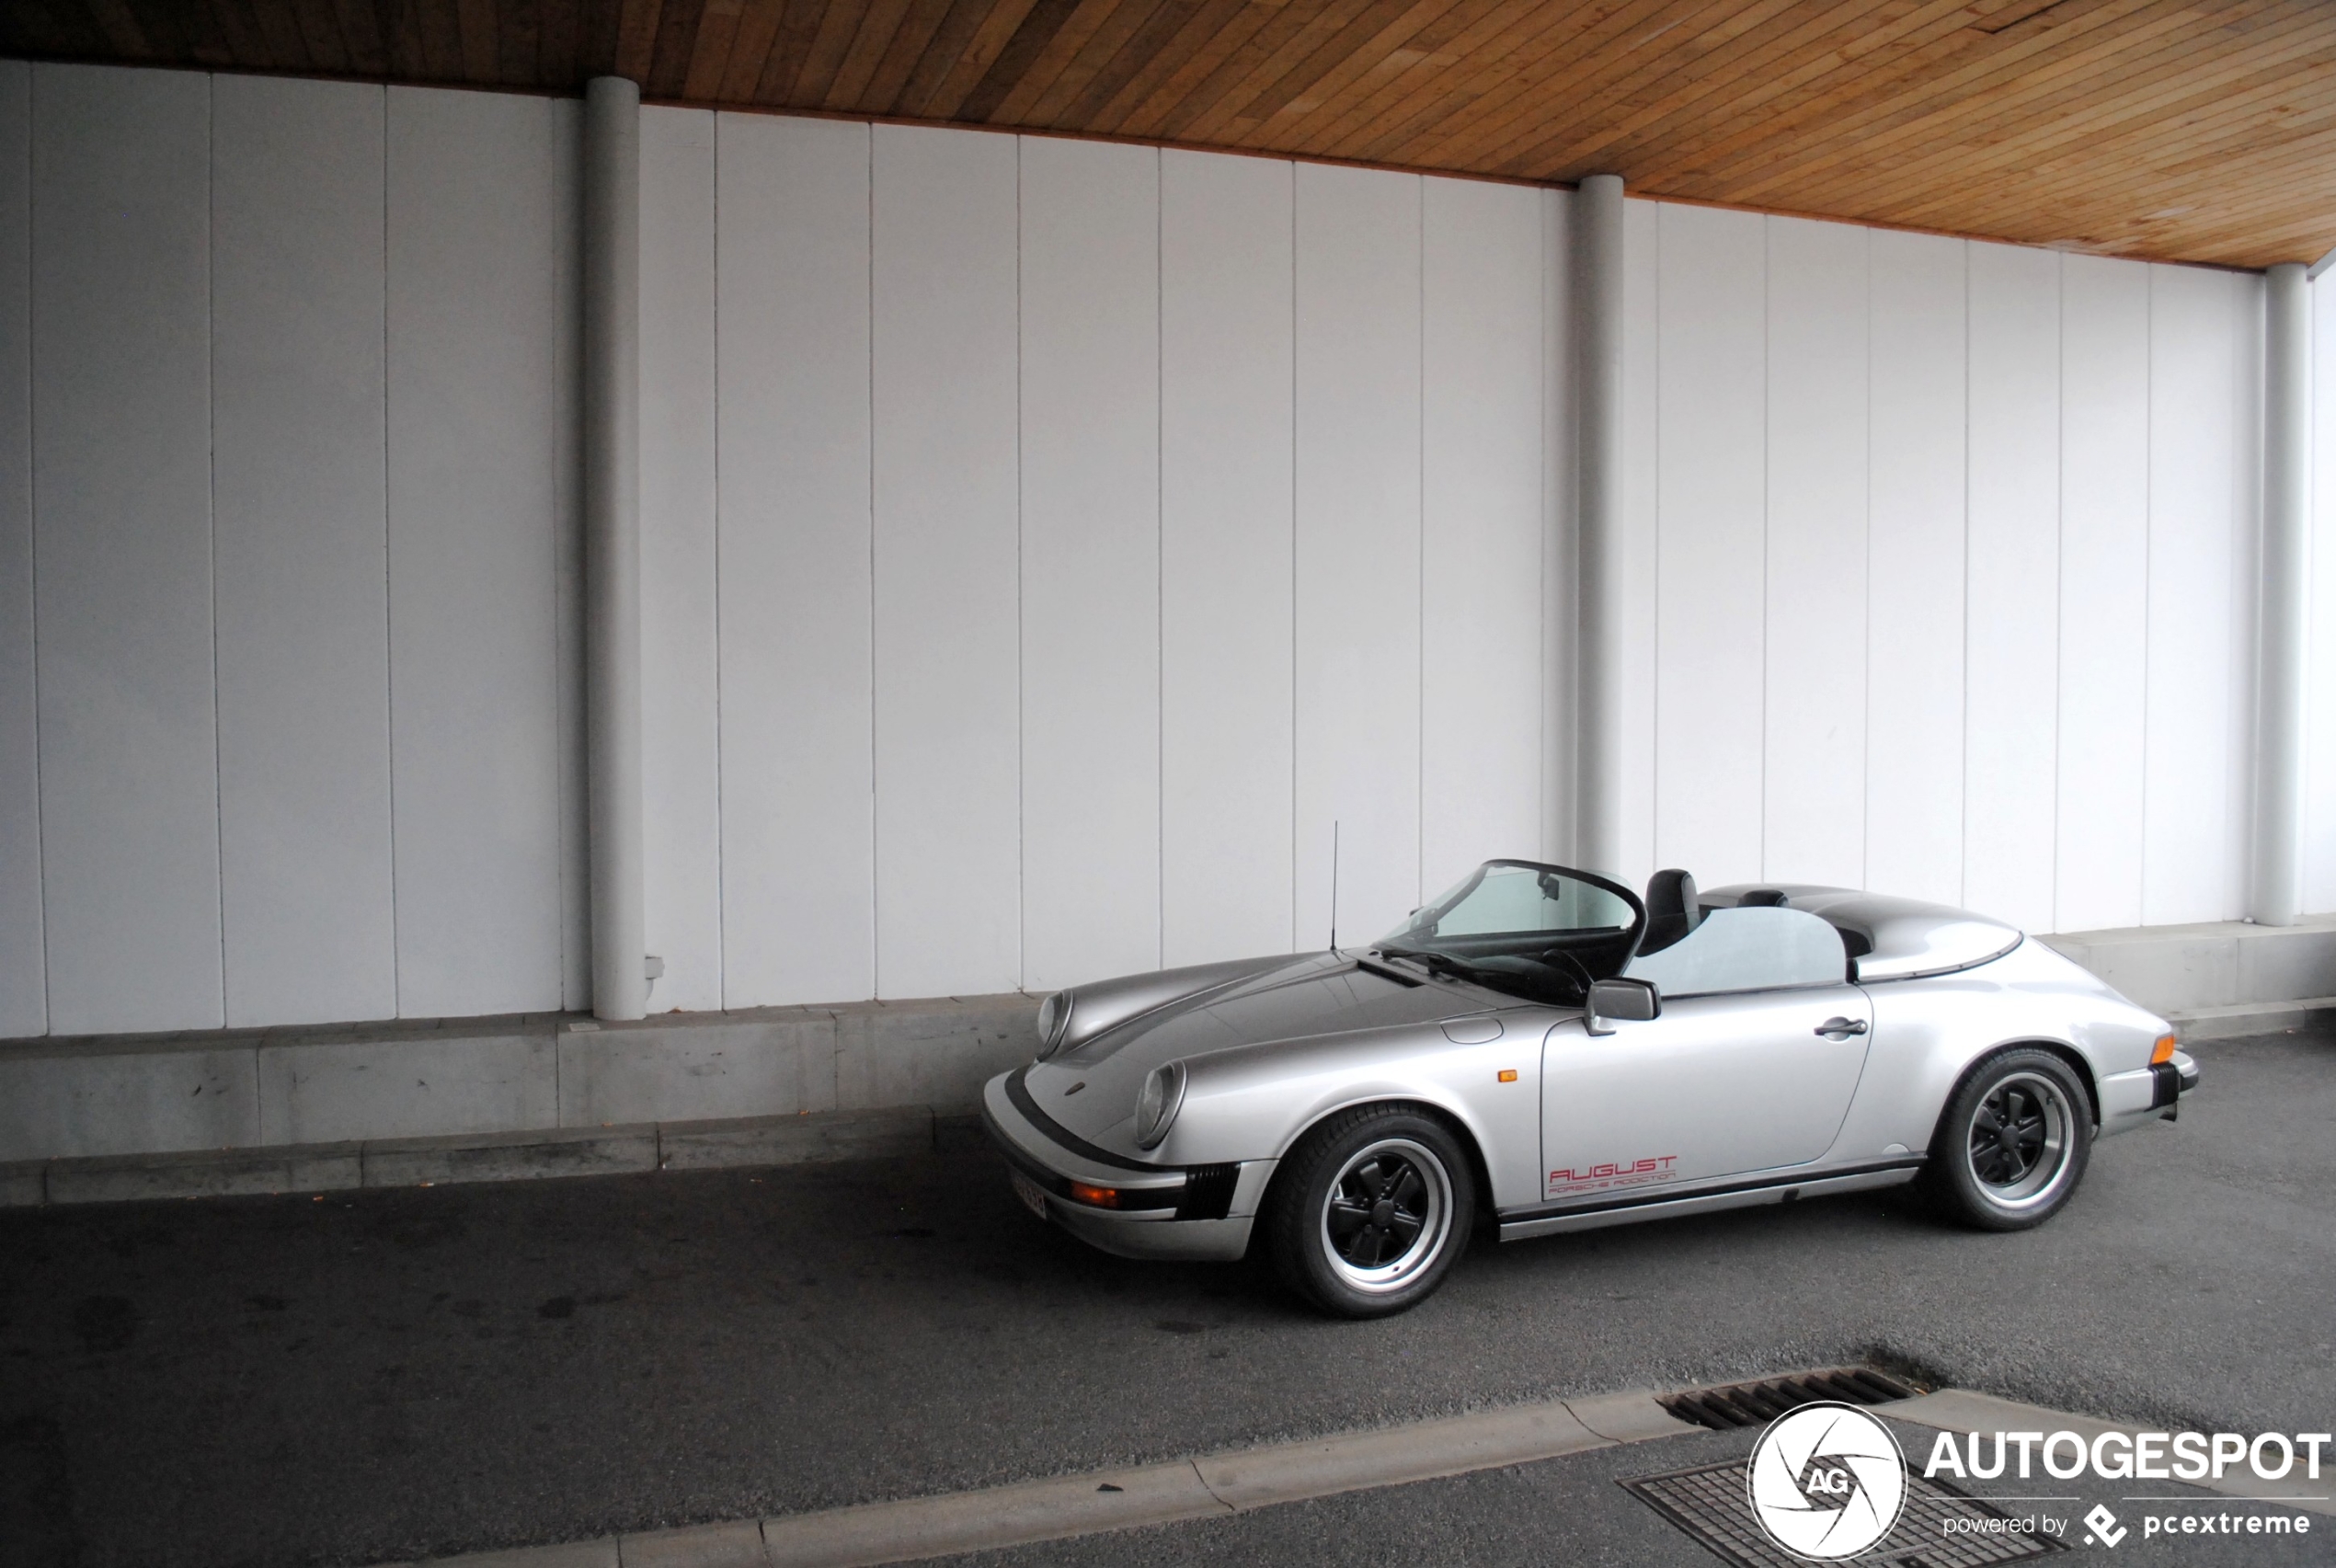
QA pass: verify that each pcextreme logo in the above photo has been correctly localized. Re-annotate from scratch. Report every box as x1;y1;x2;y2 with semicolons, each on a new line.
1745;1403;1909;1561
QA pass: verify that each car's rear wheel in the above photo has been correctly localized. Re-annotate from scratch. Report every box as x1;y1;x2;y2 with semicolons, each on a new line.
1262;1105;1473;1318
1925;1047;2091;1230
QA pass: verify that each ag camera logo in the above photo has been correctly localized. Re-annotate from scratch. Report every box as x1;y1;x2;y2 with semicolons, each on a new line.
1746;1402;1909;1560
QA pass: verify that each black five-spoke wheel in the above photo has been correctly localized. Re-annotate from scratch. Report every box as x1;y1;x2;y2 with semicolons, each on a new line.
1263;1105;1474;1318
1325;1146;1438;1274
1926;1047;2090;1231
1968;1079;2052;1187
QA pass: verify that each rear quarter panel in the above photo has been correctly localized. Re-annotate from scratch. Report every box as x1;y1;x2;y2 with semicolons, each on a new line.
1827;937;2170;1159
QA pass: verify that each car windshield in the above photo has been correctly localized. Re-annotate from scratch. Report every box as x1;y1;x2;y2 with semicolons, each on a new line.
1374;861;1643;1005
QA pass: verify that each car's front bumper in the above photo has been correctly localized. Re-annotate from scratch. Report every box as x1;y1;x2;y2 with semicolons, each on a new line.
2099;1048;2200;1133
979;1068;1271;1263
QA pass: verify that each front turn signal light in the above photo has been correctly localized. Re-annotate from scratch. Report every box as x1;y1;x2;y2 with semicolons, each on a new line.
1068;1182;1122;1208
2149;1034;2178;1065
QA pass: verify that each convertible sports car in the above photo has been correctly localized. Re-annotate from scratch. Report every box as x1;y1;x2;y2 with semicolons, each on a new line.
981;860;2201;1317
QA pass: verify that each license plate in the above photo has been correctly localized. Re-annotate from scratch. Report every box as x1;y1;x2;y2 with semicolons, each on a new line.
1009;1167;1050;1221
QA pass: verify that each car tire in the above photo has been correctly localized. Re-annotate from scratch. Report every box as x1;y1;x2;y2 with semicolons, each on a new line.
1923;1047;2092;1231
1261;1104;1474;1319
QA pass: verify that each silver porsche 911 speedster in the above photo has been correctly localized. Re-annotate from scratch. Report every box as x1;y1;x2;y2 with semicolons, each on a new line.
980;860;2200;1317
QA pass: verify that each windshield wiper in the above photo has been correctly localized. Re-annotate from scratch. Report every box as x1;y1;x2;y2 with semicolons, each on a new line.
1377;946;1483;983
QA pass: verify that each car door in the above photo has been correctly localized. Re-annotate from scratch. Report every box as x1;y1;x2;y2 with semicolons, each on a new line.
1538;908;1872;1204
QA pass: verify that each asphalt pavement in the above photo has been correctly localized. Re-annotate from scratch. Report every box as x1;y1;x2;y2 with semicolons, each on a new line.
2;1026;2330;1568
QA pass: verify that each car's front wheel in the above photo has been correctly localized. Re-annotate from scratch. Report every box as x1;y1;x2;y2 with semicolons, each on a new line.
1261;1105;1473;1318
1925;1047;2092;1230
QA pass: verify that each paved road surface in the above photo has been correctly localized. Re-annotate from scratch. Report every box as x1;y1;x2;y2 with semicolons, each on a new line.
2;1027;2329;1568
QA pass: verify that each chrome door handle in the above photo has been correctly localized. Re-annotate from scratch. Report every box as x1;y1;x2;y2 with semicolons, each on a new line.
1815;1017;1868;1039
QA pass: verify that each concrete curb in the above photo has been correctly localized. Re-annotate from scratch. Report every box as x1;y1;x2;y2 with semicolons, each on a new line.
0;1106;937;1209
388;1391;1702;1568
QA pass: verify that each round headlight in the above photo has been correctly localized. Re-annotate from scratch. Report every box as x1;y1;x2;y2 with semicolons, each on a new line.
1133;1061;1186;1150
1035;990;1073;1059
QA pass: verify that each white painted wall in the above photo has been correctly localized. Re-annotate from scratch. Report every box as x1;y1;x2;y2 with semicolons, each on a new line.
2;67;583;1036
0;65;2303;1039
1605;204;2269;938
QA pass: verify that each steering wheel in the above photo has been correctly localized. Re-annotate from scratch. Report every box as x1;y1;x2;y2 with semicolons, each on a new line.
1534;945;1596;1000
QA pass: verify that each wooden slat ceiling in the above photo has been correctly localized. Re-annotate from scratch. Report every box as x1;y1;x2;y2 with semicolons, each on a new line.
6;0;2332;268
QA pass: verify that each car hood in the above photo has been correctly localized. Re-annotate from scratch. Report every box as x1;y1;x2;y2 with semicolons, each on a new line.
1025;953;1492;1146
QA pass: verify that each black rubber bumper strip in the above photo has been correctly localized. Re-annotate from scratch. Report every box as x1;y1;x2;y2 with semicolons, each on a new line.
2149;1061;2181;1110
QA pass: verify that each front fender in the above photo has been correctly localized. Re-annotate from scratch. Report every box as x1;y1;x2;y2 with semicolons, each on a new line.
1152;1015;1553;1212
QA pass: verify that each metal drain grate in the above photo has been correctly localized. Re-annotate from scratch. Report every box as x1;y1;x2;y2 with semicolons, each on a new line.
1623;1459;2062;1568
1660;1367;1919;1430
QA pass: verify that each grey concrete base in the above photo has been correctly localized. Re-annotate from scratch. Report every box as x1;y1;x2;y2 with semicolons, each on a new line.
2042;913;2336;1015
2;1105;938;1209
2166;995;2336;1041
6;917;2328;1177
0;993;1036;1165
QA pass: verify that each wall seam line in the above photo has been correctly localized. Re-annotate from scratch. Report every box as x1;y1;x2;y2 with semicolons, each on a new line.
1015;133;1025;992
866;121;878;1001
710;109;727;1013
1758;213;1770;883
25;63;49;1036
207;73;228;1031
383;85;402;1022
1154;144;1163;970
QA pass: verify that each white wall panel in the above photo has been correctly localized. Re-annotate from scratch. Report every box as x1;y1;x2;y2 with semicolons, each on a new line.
2309;272;2336;914
717;115;875;1008
1422;176;1543;896
0;63;38;1036
637;105;720;1013
2144;265;2245;926
32;66;222;1036
1294;164;1421;947
212;76;395;1027
1540;189;1575;866
1653;201;1766;889
550;97;588;1012
2052;254;2149;933
1963;242;2060;932
871;125;1021;997
1160;150;1294;967
1864;231;1965;908
1614;197;1660;893
1019;138;1161;990
2221;274;2262;923
1761;215;1867;889
385;87;566;1017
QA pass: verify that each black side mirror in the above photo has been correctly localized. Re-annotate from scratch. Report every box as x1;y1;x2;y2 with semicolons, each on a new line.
1586;977;1660;1036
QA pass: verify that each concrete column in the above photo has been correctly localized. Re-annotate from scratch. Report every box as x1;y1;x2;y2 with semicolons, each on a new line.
582;78;645;1018
2251;261;2309;927
1574;174;1626;876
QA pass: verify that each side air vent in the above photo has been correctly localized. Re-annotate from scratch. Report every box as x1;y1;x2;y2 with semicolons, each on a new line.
1658;1366;1920;1430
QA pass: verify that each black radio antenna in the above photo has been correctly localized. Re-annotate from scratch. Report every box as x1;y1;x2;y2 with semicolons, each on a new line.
1329;820;1340;953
